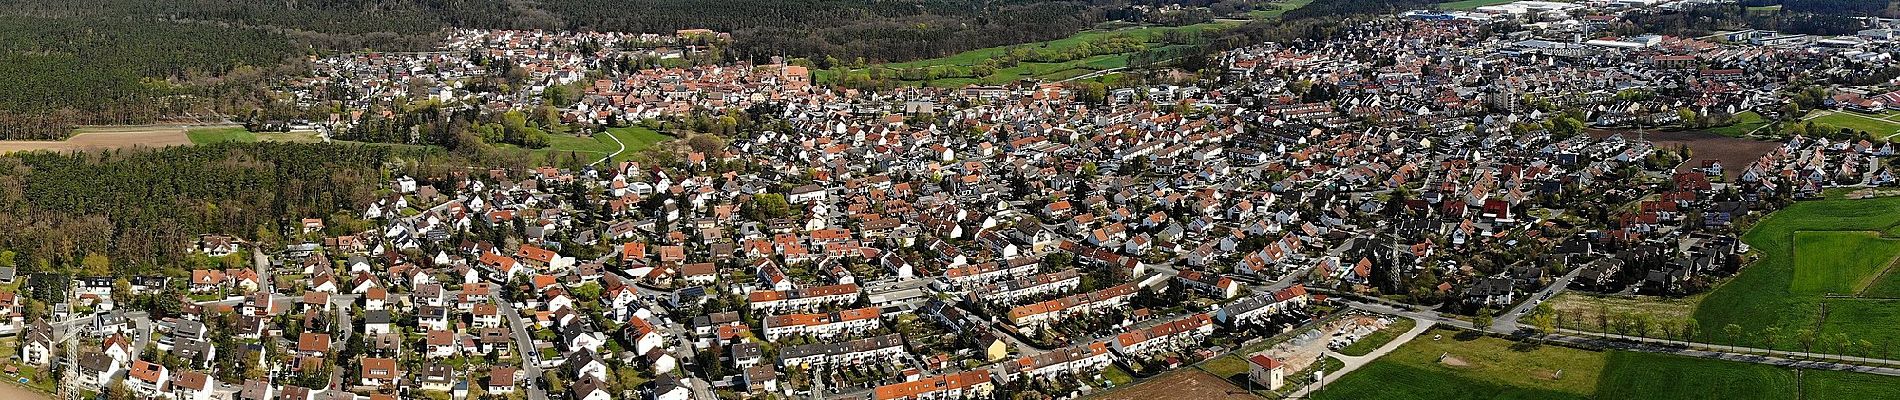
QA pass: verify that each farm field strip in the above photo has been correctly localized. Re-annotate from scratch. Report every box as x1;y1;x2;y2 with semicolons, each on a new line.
1690;195;1900;350
1311;328;1900;400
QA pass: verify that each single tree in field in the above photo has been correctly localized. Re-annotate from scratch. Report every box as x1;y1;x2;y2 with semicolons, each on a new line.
1723;324;1744;349
1682;318;1699;343
1763;326;1784;351
1796;328;1817;353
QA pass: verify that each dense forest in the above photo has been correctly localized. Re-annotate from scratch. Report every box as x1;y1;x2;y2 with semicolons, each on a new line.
0;15;302;140
0;141;544;280
0;144;387;270
1622;0;1898;38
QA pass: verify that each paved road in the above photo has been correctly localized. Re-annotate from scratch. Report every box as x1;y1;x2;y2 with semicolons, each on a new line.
493;293;550;400
593;131;627;166
1287;317;1434;398
1491;266;1584;332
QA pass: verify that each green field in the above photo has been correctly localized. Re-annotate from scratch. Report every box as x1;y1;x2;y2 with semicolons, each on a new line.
1816;299;1900;350
1312;329;1602;400
186;127;257;144
1593;352;1797;400
1788;231;1900;294
820;23;1229;87
529;126;673;164
1706;111;1769;137
1807;111;1900;137
1438;0;1522;10
1247;0;1316;19
1864;269;1900;297
1692;195;1900;349
1316;328;1900;400
819;0;1315;87
1338;318;1417;356
1806;369;1900;400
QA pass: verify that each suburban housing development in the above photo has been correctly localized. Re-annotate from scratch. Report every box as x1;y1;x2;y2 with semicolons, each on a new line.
8;0;1900;400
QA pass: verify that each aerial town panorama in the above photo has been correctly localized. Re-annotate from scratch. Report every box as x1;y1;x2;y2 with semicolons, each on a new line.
0;0;1896;399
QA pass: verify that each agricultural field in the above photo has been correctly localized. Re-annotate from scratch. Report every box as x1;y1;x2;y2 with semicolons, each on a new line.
1863;269;1900;298
1592;352;1796;400
0;125;192;153
1690;194;1900;350
1313;328;1900;400
1805;369;1900;400
1815;299;1900;350
1787;231;1900;294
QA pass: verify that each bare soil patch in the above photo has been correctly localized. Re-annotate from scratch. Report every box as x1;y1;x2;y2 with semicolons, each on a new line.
1588;129;1780;181
1439;354;1471;367
1096;369;1261;400
0;125;191;153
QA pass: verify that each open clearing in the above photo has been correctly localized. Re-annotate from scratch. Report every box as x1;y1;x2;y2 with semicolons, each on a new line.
1692;195;1900;350
0;125;192;153
1805;110;1900;137
1311;328;1599;400
1588;129;1779;180
528;126;673;165
1095;368;1260;400
1705;111;1770;138
1545;292;1700;335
